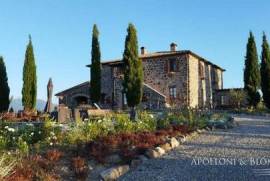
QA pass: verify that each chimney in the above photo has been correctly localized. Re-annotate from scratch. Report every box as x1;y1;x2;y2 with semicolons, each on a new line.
140;46;147;55
170;42;177;51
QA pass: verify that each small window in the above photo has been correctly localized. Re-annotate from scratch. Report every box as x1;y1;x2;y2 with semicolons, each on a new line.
142;92;149;102
169;59;178;72
221;96;225;105
123;93;127;105
169;86;177;99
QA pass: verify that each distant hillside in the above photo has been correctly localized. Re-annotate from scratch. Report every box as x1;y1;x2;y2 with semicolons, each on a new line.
9;98;55;112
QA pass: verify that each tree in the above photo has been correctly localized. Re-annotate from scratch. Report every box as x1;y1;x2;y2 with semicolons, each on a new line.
0;56;10;112
260;32;270;109
229;89;246;109
122;23;143;120
244;32;261;107
90;24;101;103
22;35;37;111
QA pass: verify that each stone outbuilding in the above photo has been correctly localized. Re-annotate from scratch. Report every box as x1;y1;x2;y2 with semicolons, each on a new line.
55;81;90;109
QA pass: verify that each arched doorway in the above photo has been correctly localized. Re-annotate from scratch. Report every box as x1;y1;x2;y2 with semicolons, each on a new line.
72;94;89;107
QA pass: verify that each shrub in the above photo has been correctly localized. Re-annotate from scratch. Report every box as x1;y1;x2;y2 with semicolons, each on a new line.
72;156;88;180
7;155;59;181
17;123;43;145
229;89;246;108
0;135;8;151
41;118;62;144
0;153;16;179
210;113;229;121
45;149;63;162
0;124;17;149
16;137;29;156
135;111;157;131
113;113;134;133
157;118;170;129
7;164;33;181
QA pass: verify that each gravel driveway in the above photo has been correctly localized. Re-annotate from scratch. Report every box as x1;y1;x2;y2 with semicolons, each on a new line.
119;116;270;181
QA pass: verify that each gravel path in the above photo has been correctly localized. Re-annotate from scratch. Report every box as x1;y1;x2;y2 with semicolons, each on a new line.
119;116;270;181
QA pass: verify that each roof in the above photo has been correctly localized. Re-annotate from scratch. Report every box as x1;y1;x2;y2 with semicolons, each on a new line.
86;50;225;71
215;88;244;92
55;81;90;96
143;83;166;98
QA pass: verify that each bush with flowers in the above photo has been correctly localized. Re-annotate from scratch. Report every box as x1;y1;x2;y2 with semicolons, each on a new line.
64;111;157;145
0;110;224;180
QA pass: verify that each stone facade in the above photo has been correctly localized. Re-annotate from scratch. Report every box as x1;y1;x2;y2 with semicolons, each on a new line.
55;81;90;109
143;55;188;108
94;46;225;110
56;44;225;110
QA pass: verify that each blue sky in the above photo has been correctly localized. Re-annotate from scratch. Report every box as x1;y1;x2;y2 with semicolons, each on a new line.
0;0;269;103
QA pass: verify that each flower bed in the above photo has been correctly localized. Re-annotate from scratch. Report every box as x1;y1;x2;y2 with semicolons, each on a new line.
88;124;191;163
0;110;230;180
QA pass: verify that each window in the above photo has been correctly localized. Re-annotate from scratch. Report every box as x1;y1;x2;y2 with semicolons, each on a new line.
221;96;225;105
212;69;218;84
169;86;177;99
123;93;127;105
142;92;150;102
199;62;205;79
169;59;178;72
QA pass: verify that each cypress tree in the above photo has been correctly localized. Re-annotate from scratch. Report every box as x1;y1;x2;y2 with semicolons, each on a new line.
122;23;143;120
0;56;10;112
90;24;101;103
244;32;261;107
22;35;37;111
260;32;270;108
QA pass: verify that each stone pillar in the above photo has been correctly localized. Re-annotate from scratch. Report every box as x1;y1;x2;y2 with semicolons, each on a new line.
74;108;80;121
58;105;70;123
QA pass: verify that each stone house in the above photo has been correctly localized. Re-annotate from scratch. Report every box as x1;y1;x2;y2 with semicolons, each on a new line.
56;43;225;110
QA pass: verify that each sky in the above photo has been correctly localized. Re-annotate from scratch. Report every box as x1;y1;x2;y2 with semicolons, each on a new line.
0;0;269;103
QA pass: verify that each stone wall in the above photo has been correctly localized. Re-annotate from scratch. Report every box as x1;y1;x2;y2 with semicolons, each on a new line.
143;55;188;108
99;53;223;110
188;54;199;108
205;64;213;108
58;82;90;109
214;89;247;109
100;55;189;109
187;55;223;109
100;65;113;109
211;68;223;90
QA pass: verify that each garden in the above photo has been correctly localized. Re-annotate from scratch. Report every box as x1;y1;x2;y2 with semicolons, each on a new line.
0;110;232;180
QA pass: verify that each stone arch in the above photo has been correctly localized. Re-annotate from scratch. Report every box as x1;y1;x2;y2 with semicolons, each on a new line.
71;94;90;107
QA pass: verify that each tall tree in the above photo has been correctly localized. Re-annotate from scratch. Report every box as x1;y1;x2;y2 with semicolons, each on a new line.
122;23;143;120
260;32;270;108
0;56;10;112
22;35;37;111
244;32;261;107
90;24;101;103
